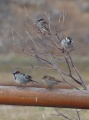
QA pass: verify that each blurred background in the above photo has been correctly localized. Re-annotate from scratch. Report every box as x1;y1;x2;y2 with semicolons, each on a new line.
0;0;89;119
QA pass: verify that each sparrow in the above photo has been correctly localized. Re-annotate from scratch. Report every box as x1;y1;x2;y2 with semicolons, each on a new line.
13;70;38;86
36;18;50;34
42;75;65;89
60;37;74;52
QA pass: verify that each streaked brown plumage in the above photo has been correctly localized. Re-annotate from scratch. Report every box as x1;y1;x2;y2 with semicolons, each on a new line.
36;18;50;34
42;75;64;89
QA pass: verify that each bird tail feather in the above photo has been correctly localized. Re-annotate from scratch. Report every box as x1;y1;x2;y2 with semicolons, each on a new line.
31;80;38;83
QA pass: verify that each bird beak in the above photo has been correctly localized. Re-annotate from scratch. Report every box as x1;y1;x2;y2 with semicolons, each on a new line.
13;71;16;75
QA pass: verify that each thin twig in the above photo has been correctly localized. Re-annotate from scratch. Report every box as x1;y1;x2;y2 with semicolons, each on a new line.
42;113;46;120
51;109;72;120
26;22;43;40
64;56;82;85
9;25;23;40
67;52;87;90
26;31;39;50
14;65;53;69
24;6;32;21
76;109;80;120
45;11;50;30
48;55;79;89
49;34;61;50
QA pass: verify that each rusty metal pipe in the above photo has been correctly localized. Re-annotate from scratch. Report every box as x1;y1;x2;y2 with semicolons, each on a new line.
0;86;89;109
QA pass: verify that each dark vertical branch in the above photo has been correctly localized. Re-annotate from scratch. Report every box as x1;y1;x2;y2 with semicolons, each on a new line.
67;52;87;90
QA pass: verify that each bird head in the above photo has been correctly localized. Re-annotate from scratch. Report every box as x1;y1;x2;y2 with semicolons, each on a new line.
37;18;45;22
42;75;49;79
66;37;74;45
66;37;72;42
13;70;20;75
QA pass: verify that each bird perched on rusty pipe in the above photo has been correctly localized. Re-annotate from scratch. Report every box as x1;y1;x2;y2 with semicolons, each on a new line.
13;70;38;86
42;75;65;89
36;18;50;34
60;37;74;52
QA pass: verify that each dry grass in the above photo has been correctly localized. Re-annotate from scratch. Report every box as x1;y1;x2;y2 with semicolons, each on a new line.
0;106;89;120
0;106;55;120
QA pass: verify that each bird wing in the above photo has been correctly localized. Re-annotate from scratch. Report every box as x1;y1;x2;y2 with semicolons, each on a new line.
24;74;38;83
50;76;62;82
55;79;61;82
25;74;32;79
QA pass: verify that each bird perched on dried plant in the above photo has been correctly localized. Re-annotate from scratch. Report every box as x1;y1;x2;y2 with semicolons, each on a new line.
60;37;74;52
13;70;38;86
36;18;50;34
42;75;65;89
